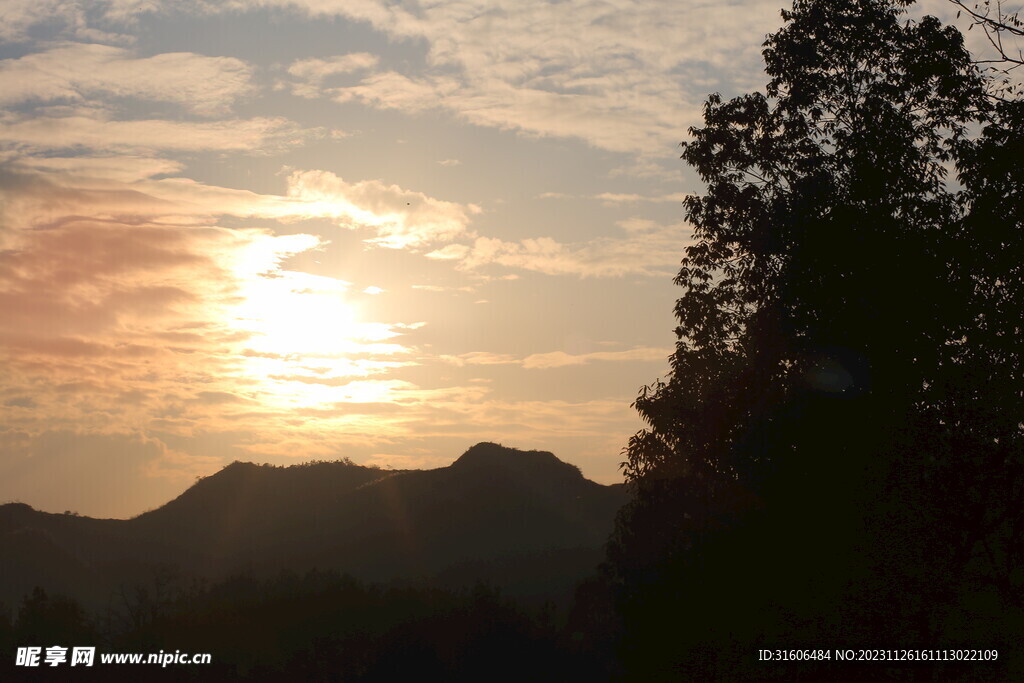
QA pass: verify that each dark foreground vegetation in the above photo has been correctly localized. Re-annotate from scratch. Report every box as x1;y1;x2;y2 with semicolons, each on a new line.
0;571;619;681
605;0;1024;679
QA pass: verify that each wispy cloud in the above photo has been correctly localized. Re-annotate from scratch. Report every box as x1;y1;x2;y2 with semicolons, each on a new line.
287;53;380;97
274;0;783;155
0;43;255;116
522;346;670;368
426;219;690;277
0;110;306;153
410;284;475;293
0;0;136;44
594;192;690;204
285;169;481;248
441;345;671;368
0;161;480;250
0;0;983;159
538;191;689;204
439;352;519;367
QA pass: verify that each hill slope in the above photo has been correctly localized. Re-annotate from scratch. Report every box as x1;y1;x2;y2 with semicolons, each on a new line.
0;443;626;605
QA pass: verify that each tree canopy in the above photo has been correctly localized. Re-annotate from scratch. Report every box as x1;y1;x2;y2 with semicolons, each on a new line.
608;0;1024;677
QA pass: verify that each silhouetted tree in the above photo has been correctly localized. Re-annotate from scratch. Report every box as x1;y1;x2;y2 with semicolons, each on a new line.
608;0;1022;678
951;0;1024;70
14;587;94;646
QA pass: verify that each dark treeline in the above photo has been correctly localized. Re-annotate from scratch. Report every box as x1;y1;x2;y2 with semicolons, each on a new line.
0;571;619;681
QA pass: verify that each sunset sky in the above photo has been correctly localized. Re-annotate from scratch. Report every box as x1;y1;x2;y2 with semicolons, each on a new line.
0;0;975;517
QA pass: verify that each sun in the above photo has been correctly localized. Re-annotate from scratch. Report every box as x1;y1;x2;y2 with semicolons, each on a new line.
228;268;412;408
236;271;357;357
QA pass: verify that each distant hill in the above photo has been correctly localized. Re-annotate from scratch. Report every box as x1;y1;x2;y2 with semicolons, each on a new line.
0;443;626;606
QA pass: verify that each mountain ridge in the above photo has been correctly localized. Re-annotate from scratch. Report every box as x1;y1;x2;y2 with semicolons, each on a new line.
0;442;626;606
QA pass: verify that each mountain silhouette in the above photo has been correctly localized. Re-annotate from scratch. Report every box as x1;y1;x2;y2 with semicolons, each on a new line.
0;443;626;607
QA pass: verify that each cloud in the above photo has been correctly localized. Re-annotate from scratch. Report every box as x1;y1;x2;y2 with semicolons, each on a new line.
0;216;300;347
255;0;995;159
0;110;306;153
410;284;475;293
0;43;255;116
594;192;690;204
288;53;380;79
522;346;671;369
440;346;671;368
285;169;480;248
426;219;691;277
0;0;988;160
537;191;689;204
0;216;325;470
287;53;380;97
440;352;519;367
326;71;460;114
270;0;783;155
191;391;252;405
0;155;433;486
17;155;184;182
0;0;136;44
436;159;461;167
0;162;478;251
303;67;686;154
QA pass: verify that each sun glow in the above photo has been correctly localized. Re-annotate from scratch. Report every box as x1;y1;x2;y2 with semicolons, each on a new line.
225;238;415;408
236;271;359;356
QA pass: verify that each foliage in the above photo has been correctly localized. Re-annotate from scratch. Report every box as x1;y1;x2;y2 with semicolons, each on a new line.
951;1;1024;70
609;0;1023;678
1;573;585;682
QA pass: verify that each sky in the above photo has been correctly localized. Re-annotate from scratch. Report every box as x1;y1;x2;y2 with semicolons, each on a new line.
0;0;985;518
